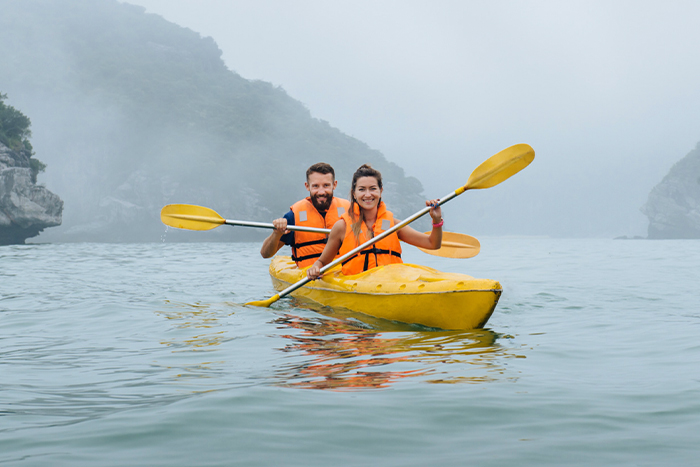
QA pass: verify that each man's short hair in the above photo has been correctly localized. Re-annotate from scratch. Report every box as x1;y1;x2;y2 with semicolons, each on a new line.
306;162;335;181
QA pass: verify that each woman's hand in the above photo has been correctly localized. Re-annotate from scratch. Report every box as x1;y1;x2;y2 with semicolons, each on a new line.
426;199;442;225
307;261;323;280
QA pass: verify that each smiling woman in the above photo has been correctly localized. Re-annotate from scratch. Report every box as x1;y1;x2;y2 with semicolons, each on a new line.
306;163;443;279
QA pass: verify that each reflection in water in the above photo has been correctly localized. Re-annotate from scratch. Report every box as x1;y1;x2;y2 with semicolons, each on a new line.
154;301;232;382
154;300;522;390
272;313;519;391
156;300;223;332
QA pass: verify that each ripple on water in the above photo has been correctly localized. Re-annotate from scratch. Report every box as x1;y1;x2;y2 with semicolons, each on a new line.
2;240;700;466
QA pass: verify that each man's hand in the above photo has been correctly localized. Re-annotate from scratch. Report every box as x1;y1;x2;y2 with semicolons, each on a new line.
260;217;289;258
272;217;289;235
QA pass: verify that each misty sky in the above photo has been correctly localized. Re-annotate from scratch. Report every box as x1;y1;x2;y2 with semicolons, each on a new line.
122;0;700;237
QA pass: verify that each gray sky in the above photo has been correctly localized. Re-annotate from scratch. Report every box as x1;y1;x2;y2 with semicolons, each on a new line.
123;0;700;237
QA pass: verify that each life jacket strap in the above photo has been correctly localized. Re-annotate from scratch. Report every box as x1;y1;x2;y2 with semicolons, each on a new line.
291;252;323;263
291;238;327;264
293;238;328;249
341;247;401;269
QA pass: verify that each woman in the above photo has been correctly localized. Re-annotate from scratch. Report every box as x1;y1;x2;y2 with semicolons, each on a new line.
307;164;443;280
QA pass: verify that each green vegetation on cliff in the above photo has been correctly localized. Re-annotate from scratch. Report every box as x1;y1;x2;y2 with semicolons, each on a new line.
0;93;32;152
0;0;424;242
0;93;46;181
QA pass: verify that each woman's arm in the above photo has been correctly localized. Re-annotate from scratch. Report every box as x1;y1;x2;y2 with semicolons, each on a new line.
306;219;346;280
397;199;442;250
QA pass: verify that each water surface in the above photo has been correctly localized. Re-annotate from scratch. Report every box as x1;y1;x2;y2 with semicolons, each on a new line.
1;239;699;466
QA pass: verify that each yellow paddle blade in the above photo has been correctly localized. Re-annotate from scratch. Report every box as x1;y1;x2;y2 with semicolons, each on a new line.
462;143;535;191
418;231;480;258
245;294;280;308
160;204;225;231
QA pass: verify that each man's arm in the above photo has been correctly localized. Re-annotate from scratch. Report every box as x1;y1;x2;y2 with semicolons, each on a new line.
260;211;294;258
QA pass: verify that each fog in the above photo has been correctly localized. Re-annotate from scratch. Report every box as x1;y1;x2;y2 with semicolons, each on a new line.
109;1;697;237
4;0;698;240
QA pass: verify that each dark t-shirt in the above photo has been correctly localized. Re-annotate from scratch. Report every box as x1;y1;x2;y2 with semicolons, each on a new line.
279;210;295;246
279;208;327;246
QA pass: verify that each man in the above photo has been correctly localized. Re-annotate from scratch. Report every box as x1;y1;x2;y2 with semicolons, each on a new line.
260;162;350;268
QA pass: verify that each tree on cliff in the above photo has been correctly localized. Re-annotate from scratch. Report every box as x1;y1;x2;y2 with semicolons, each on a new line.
0;93;46;182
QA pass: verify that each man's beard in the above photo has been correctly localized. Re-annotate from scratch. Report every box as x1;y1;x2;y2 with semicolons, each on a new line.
310;193;333;211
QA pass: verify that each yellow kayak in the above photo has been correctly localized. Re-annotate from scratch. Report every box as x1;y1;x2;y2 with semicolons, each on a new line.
269;256;502;330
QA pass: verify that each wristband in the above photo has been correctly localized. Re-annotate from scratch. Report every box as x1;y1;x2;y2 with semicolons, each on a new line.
432;219;444;228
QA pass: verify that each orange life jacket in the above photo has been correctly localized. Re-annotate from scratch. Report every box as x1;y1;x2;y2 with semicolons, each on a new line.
290;197;350;268
338;202;402;275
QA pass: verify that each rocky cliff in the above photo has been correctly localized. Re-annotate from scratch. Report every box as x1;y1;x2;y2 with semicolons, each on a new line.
0;143;63;244
641;142;700;239
0;1;426;243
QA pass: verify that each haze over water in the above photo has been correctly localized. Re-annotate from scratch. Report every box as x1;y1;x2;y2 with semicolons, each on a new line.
2;239;699;465
123;0;700;239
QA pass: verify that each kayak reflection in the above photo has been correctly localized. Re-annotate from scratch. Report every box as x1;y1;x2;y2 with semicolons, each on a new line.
156;300;231;351
153;301;233;382
272;312;513;391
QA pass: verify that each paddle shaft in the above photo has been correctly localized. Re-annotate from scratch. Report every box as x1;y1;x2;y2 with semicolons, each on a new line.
223;219;329;234
236;218;472;249
269;189;458;301
163;207;475;255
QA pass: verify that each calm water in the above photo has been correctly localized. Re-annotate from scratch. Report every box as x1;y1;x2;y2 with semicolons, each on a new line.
1;238;699;466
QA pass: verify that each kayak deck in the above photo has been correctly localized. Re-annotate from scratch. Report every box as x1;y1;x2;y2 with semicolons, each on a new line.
269;256;502;330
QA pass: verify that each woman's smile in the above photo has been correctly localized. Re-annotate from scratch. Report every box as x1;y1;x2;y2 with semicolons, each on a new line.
359;194;376;207
354;176;382;210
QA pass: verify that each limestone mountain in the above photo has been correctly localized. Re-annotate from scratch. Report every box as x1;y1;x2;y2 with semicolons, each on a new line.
0;0;424;242
0;141;63;245
642;142;700;239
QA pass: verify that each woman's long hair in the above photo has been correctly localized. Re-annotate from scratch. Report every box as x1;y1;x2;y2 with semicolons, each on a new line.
348;164;383;244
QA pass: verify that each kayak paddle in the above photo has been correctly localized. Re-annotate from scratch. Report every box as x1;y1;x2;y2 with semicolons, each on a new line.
418;231;479;259
246;143;535;307
160;204;329;234
160;204;479;258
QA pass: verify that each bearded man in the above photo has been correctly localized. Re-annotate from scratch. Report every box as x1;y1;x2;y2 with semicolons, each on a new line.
260;163;350;268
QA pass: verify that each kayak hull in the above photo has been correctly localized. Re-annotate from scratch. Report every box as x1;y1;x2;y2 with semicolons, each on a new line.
269;256;502;330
